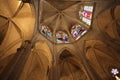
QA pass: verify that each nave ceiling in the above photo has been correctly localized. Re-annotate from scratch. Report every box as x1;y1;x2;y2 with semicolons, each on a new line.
0;0;120;80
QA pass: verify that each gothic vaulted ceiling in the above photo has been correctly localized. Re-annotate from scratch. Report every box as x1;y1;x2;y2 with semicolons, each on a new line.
39;0;95;43
40;0;81;32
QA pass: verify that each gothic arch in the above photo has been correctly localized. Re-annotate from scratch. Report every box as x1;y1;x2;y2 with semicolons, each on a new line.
58;49;88;80
58;47;75;56
58;47;75;58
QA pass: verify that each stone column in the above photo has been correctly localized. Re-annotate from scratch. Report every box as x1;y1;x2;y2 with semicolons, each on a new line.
0;40;32;80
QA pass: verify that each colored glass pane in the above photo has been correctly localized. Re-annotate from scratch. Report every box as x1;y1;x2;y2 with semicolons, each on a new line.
71;25;87;40
41;25;52;38
79;5;94;26
56;31;69;43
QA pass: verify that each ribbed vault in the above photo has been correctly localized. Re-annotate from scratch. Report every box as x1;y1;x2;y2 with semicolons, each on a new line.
0;0;23;45
58;50;88;80
97;5;120;41
40;0;81;32
0;0;120;80
40;0;90;41
85;40;120;79
0;0;35;79
0;0;35;58
19;42;52;80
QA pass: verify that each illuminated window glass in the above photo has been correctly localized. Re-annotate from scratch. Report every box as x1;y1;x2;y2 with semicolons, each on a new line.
71;25;87;40
82;17;91;25
56;31;69;43
79;5;94;26
41;25;52;38
84;6;93;12
111;68;119;75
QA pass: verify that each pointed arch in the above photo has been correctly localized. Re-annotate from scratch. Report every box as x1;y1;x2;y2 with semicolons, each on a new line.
58;47;76;58
58;49;88;80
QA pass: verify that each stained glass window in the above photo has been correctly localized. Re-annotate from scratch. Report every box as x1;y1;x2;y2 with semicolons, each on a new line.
84;6;93;12
56;31;69;43
79;5;94;26
40;25;52;38
71;25;87;40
